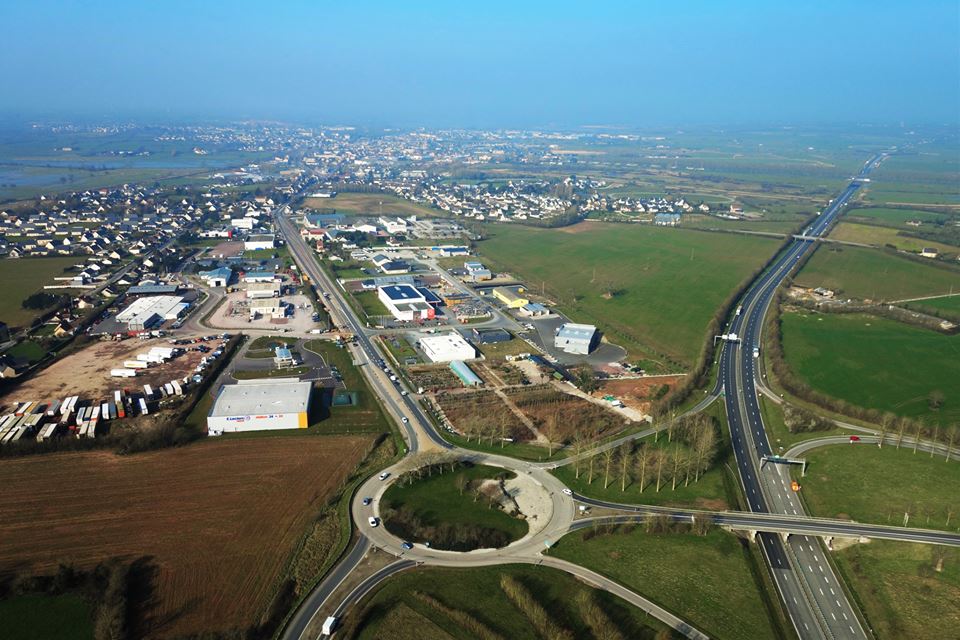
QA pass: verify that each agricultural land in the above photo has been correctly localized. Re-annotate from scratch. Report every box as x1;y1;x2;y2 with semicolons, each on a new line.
0;256;82;329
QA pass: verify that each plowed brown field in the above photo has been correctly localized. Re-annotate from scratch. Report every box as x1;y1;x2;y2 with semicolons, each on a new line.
0;436;372;637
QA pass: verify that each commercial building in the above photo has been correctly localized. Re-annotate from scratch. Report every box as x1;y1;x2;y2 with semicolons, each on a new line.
244;234;275;251
115;296;188;332
464;261;492;281
419;332;476;362
554;323;597;355
243;270;277;283
249;298;285;319
450;360;483;387
492;286;529;308
200;267;233;287
472;327;511;344
230;217;255;230
520;302;549;317
377;284;435;321
274;346;295;368
246;281;281;299
207;379;311;435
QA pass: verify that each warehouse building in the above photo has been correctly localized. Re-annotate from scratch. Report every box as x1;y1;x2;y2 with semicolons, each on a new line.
492;286;529;308
207;379;311;435
246;281;281;299
554;323;597;355
243;270;277;283
250;298;285;319
472;327;511;344
200;267;233;287
244;234;276;251
464;261;492;281
378;284;435;321
419;332;476;362
115;295;189;332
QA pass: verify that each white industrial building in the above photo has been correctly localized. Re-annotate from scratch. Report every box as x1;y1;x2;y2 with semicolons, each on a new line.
207;379;311;435
244;234;275;251
115;296;189;331
377;284;435;321
230;217;255;230
246;281;281;299
249;297;285;319
419;332;476;362
554;323;597;355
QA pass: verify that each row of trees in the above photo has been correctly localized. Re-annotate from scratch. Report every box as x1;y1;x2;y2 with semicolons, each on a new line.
791;296;958;335
572;415;720;492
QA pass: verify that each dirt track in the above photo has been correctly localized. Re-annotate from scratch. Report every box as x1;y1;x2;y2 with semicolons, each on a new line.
0;436;372;638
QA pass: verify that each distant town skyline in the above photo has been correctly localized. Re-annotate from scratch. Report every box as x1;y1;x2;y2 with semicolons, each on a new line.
2;1;958;127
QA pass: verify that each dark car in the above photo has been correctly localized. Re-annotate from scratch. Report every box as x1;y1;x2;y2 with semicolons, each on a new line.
362;497;372;506
400;541;413;550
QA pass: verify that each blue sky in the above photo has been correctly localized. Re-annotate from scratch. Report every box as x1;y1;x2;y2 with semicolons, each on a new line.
1;1;957;127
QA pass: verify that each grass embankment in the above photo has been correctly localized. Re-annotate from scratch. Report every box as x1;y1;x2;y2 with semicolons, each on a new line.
381;463;527;551
834;541;960;639
304;340;393;434
477;222;779;368
244;335;298;358
0;256;80;328
0;593;94;640
549;527;779;640
795;444;960;531
781;311;960;425
794;245;960;301
349;564;669;640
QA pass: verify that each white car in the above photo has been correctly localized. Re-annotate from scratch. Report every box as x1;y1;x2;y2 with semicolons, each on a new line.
379;472;390;481
401;417;409;423
368;517;379;527
562;488;573;496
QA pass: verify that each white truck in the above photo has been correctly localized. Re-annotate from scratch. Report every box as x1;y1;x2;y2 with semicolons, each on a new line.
321;616;338;636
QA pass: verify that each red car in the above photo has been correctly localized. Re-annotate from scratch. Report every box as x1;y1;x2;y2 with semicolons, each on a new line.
849;435;861;443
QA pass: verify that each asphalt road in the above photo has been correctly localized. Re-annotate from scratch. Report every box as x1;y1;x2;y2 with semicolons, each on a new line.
719;154;887;639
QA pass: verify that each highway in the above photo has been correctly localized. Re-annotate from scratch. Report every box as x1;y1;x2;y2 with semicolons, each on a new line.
570;497;960;546
718;154;887;639
271;159;950;640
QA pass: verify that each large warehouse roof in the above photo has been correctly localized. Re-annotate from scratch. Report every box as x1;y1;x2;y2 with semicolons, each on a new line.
209;379;311;417
556;323;596;341
115;295;187;323
380;284;424;302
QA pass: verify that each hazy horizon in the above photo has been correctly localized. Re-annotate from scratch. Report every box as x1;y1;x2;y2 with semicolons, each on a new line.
2;1;958;129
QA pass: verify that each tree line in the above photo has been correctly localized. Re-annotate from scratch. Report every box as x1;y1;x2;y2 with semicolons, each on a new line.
572;414;720;493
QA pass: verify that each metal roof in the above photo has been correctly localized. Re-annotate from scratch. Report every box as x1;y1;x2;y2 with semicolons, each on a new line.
209;379;311;417
555;323;596;341
379;284;423;302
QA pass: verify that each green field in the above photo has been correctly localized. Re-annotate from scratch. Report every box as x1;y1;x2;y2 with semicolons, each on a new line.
829;222;957;256
834;541;960;639
794;245;960;301
0;257;80;328
781;311;960;425
353;290;391;319
477;222;780;367
911;294;960;317
351;564;669;640
381;464;528;550
847;206;954;227
303;192;441;218
0;594;94;640
796;444;960;531
549;528;778;640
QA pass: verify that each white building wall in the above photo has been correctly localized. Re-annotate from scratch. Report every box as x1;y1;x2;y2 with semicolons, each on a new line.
207;411;305;435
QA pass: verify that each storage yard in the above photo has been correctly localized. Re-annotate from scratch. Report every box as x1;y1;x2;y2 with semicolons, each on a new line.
0;335;229;442
0;436;373;638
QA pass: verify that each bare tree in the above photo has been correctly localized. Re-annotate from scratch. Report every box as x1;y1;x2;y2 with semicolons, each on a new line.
619;443;632;492
671;448;682;491
931;422;940;458
896;417;909;449
573;430;586;479
602;447;616;489
455;473;468;496
914;419;924;454
655;450;664;492
636;446;649;493
878;412;894;449
946;426;957;463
